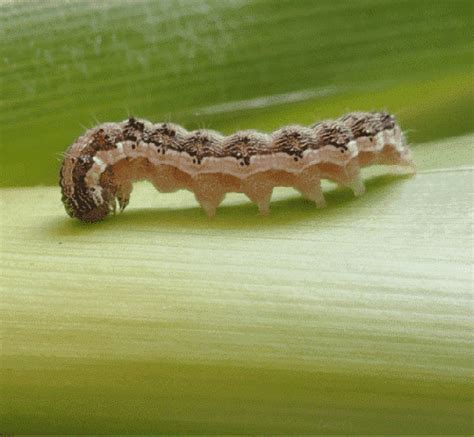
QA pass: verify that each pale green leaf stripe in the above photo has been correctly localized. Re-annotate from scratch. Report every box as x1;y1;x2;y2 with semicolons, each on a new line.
1;135;472;434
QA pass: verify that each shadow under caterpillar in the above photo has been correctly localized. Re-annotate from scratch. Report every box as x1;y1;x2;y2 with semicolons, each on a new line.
59;111;415;222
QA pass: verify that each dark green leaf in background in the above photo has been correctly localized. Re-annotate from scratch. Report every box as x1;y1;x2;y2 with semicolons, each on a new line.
1;0;472;185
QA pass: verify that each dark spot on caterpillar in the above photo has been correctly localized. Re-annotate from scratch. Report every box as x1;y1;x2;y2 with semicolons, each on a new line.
380;111;396;130
91;129;115;151
128;117;145;131
123;117;146;142
124;133;137;141
156;124;176;138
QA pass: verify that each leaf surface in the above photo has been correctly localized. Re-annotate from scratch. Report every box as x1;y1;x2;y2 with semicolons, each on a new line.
1;135;472;434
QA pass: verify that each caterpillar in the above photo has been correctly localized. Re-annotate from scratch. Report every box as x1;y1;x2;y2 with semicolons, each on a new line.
59;111;415;222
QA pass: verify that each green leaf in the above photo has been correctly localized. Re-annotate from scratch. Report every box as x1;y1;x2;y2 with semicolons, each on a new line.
1;135;472;433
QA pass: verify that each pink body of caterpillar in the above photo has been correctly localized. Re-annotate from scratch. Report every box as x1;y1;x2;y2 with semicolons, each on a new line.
59;111;415;222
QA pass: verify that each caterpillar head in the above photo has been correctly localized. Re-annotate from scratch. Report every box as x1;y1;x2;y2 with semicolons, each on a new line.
60;154;116;222
59;126;123;222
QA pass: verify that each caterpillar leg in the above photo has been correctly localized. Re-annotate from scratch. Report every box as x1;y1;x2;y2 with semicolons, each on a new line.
242;173;274;215
295;179;326;208
243;185;273;215
194;195;224;218
192;174;227;218
348;178;366;197
298;185;326;208
256;192;273;215
293;167;326;208
339;161;365;197
251;193;273;215
116;181;133;212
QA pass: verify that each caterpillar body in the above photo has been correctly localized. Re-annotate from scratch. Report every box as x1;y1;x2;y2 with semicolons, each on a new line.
59;111;415;222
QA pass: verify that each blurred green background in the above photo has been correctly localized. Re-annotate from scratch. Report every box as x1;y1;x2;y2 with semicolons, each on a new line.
1;0;472;186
